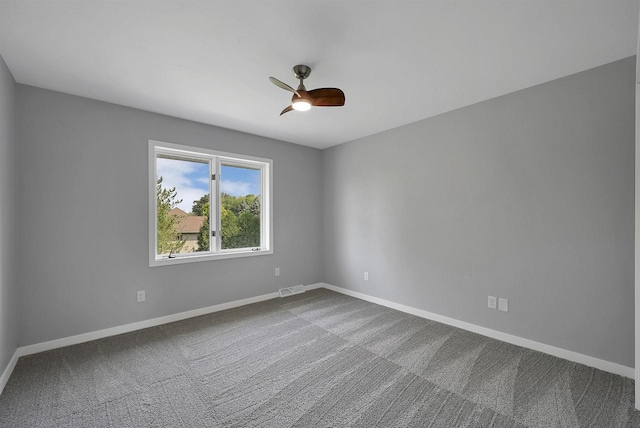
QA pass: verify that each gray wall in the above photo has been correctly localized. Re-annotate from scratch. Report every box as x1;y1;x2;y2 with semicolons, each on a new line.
9;57;636;369
0;55;18;373
16;85;323;346
322;57;635;367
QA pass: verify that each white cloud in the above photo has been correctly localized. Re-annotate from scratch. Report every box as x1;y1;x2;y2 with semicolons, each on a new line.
157;158;208;212
174;187;208;213
221;180;252;197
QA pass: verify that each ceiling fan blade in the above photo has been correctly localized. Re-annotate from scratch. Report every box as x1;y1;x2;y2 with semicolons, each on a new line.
269;77;300;97
280;105;294;116
307;88;345;107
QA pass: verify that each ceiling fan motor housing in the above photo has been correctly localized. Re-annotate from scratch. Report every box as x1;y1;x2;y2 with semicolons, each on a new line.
293;64;311;80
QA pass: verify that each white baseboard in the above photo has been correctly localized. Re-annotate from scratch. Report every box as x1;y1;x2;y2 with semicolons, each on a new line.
17;289;294;357
1;280;631;397
0;284;329;396
0;349;20;396
318;283;635;379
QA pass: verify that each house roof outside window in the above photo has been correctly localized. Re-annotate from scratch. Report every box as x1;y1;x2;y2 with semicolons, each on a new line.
168;208;205;234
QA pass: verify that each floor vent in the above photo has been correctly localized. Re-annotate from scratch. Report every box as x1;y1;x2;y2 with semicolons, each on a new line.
279;285;305;298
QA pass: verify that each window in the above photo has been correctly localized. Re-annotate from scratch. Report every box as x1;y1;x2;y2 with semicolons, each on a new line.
149;140;272;266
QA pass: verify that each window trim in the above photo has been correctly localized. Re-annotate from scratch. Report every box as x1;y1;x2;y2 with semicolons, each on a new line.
148;140;273;267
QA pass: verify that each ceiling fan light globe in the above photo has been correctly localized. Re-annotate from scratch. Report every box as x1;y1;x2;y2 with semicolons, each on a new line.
292;99;311;111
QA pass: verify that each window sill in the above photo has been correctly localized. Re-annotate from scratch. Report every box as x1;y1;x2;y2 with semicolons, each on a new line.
149;248;273;267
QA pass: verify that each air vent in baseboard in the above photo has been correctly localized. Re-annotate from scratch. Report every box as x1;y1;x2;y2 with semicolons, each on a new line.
279;285;305;298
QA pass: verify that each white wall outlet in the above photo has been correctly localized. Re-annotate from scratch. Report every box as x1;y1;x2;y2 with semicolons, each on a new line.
137;290;145;303
275;267;280;277
488;296;497;309
499;298;509;312
364;272;369;281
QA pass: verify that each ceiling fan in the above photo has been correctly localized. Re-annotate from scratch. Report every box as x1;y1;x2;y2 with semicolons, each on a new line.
269;65;345;116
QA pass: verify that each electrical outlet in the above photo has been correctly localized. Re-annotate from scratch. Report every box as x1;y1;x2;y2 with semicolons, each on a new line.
488;296;497;309
499;298;509;312
137;290;145;303
364;272;369;281
275;267;280;277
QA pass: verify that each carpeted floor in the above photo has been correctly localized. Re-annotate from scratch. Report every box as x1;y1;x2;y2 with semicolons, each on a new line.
0;288;638;427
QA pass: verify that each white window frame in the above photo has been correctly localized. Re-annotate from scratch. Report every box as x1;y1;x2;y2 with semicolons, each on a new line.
149;140;273;267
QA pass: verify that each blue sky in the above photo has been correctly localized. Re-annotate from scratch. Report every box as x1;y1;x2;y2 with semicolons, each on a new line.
157;158;260;212
221;164;261;197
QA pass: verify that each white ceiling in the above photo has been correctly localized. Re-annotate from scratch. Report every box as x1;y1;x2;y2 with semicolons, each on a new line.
0;1;638;149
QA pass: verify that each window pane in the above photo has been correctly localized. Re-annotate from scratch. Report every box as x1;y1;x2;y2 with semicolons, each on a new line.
220;164;261;250
156;156;210;255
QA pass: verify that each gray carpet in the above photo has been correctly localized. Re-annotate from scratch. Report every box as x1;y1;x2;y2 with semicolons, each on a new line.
0;288;638;427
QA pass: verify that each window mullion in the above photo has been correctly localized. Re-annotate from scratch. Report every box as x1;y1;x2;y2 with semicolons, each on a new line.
208;157;215;255
215;157;222;254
